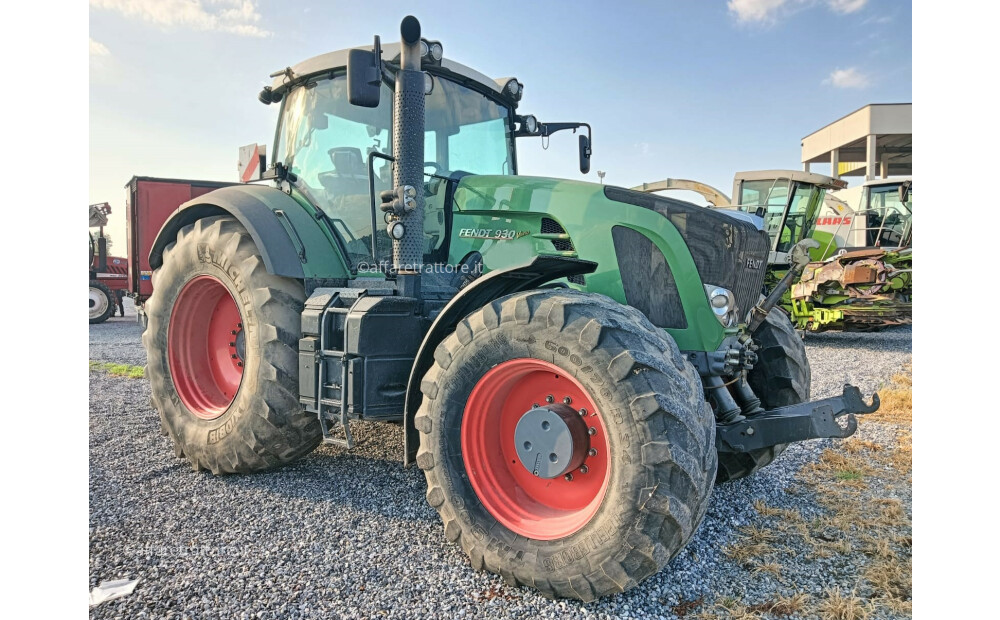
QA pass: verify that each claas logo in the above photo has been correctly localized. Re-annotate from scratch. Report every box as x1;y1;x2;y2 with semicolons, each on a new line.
816;216;852;226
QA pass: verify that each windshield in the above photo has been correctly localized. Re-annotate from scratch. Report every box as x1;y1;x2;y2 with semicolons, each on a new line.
865;184;912;247
274;72;514;269
737;180;824;252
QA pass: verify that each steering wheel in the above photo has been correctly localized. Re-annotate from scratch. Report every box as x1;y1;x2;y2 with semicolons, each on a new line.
424;162;443;175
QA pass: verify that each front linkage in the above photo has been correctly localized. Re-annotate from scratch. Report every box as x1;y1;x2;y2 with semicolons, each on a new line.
716;384;879;452
706;239;880;452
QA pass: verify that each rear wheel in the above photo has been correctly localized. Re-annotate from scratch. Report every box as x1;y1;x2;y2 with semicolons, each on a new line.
142;215;321;474
416;289;716;600
89;281;114;324
716;308;811;483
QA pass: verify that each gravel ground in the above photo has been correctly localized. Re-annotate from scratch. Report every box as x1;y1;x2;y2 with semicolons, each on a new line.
89;320;911;619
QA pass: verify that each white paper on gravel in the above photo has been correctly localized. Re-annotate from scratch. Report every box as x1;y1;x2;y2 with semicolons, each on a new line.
89;578;139;607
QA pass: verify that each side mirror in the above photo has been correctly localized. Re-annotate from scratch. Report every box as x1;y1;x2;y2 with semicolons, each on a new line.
348;38;383;108
899;180;911;203
579;134;591;174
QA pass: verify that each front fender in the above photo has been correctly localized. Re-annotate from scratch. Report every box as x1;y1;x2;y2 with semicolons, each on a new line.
402;255;597;464
148;185;349;279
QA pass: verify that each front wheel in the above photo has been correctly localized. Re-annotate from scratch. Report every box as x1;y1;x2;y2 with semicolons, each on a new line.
416;289;716;600
142;215;321;474
89;281;114;324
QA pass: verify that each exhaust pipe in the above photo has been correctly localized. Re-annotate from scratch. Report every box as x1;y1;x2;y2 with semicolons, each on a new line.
391;15;425;299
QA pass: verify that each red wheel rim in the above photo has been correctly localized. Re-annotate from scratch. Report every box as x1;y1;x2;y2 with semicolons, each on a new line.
167;275;245;420
462;358;610;540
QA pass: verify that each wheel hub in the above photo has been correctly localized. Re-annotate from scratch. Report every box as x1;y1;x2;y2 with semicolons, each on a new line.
89;287;109;319
461;358;611;540
167;275;245;420
513;403;589;478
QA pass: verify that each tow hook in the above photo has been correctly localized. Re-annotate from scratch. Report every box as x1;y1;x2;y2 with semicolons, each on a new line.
716;384;880;453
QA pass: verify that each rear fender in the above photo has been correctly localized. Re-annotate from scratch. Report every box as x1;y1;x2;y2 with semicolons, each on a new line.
148;185;349;279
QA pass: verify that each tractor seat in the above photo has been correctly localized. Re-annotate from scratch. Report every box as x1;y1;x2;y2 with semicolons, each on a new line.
319;147;370;199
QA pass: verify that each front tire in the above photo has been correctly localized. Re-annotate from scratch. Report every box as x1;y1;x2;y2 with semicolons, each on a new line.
89;281;114;324
142;215;321;474
416;289;716;600
715;308;811;483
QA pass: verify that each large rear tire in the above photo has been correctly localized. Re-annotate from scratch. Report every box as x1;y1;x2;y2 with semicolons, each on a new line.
715;308;810;483
416;289;716;601
89;280;114;324
142;215;321;474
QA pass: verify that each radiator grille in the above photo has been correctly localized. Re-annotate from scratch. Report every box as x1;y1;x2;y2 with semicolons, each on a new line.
612;226;686;328
604;187;769;323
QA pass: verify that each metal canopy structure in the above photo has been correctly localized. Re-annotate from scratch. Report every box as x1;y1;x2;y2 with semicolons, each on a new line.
801;103;911;180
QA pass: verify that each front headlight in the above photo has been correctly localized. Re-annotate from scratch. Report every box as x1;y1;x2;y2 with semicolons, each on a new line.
704;284;738;327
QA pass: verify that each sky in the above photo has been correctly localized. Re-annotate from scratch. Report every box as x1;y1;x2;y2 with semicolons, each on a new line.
89;0;912;250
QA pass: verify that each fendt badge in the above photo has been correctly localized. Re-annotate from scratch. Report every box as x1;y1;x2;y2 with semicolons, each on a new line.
746;257;764;269
458;228;530;240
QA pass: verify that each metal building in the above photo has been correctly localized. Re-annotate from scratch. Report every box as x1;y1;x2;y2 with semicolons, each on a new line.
801;103;911;180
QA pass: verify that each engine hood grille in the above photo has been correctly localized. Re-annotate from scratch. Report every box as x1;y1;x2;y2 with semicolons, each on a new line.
604;186;770;323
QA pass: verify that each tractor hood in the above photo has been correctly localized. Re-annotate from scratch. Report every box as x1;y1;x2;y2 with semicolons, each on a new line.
447;175;771;353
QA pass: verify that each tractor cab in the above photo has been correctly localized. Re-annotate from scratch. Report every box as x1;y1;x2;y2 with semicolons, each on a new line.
257;43;590;273
730;170;846;264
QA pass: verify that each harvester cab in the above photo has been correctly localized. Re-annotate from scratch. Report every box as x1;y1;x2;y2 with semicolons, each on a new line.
142;16;879;601
817;177;913;256
729;170;847;265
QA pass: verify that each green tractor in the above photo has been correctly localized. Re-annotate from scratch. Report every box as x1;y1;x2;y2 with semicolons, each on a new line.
143;17;878;601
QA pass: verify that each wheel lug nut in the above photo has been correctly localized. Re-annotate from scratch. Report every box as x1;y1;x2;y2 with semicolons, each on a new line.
533;403;539;408
237;362;243;367
545;395;554;403
588;448;598;457
231;354;238;359
563;396;572;404
237;323;242;328
579;465;589;474
564;473;573;481
231;330;237;335
229;342;236;347
579;408;588;416
588;427;597;436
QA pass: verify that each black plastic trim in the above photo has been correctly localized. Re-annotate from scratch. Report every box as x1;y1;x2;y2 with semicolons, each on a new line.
148;185;314;279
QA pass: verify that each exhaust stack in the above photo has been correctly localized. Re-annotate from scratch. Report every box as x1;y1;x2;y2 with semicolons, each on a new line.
391;15;425;298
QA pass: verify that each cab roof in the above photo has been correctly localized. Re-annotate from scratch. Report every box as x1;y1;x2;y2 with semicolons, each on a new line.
270;43;510;102
733;169;848;191
862;176;912;188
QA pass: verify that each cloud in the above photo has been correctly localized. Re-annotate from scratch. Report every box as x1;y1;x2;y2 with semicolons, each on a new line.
89;38;110;56
824;67;870;88
729;0;868;23
828;0;867;14
90;0;270;37
728;0;791;23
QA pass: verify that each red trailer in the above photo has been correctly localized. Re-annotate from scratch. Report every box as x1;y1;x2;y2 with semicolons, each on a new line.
125;176;236;315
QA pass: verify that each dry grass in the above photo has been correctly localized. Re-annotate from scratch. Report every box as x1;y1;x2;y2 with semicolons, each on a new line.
865;368;911;424
723;539;775;565
714;369;912;618
816;588;872;620
670;596;704;618
752;561;783;578
748;593;811;616
864;558;912;601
